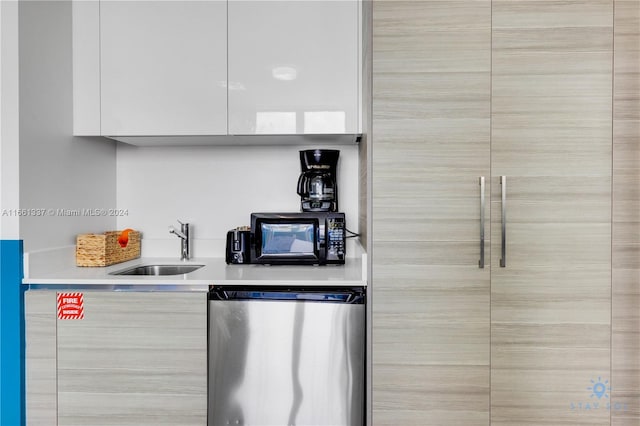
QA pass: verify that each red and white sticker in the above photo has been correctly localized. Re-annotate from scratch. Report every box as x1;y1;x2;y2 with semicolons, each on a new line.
57;292;84;320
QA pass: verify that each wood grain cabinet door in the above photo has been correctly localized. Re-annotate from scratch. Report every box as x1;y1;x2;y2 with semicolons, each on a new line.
372;1;492;424
612;1;640;424
57;292;208;426
25;291;57;426
490;1;613;424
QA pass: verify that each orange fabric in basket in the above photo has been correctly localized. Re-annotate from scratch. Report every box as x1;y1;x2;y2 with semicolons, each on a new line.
117;228;134;248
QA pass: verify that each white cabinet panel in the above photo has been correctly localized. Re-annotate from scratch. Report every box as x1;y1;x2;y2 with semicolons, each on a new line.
74;0;361;139
100;0;227;136
228;0;359;135
72;1;100;135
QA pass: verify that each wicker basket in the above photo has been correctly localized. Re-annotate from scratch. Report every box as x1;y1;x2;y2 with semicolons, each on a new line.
76;231;141;267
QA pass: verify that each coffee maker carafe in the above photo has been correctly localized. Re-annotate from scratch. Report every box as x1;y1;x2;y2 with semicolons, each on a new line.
296;149;339;212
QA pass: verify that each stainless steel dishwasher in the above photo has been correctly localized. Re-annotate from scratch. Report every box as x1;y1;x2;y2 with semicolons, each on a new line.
208;286;365;426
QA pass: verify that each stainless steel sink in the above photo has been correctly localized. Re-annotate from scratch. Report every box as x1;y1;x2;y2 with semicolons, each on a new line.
110;264;204;276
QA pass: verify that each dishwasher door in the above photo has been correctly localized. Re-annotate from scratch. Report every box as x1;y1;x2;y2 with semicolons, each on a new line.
208;287;365;426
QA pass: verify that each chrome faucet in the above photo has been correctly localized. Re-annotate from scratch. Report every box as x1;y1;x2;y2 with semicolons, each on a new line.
169;220;190;260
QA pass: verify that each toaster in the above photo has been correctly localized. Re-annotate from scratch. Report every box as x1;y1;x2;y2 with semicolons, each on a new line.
225;227;251;264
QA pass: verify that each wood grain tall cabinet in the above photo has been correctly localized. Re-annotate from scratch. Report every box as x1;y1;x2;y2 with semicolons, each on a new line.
372;1;492;424
490;1;613;424
371;0;618;425
612;0;640;424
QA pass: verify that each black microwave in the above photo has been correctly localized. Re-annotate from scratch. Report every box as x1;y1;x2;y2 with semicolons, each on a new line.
249;212;346;265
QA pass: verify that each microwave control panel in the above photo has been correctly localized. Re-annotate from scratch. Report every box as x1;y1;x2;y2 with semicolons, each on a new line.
326;216;346;262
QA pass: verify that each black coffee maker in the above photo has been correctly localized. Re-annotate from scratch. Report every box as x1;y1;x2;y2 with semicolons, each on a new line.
296;149;339;212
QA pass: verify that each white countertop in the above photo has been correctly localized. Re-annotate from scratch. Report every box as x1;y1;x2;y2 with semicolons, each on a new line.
22;246;367;287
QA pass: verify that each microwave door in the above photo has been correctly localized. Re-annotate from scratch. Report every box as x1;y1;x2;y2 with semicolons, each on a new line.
256;221;320;264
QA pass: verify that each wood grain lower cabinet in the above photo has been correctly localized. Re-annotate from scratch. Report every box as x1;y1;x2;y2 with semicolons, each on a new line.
56;291;207;426
25;291;57;426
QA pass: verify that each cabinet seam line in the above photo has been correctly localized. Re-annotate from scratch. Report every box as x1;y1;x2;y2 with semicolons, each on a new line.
489;0;493;423
610;1;615;425
98;0;101;136
226;0;229;135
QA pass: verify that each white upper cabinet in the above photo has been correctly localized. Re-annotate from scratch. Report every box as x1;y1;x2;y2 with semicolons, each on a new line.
100;0;227;136
74;0;227;136
228;0;360;135
73;0;360;140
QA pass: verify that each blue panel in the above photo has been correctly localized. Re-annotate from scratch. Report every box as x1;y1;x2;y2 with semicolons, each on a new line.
0;240;25;426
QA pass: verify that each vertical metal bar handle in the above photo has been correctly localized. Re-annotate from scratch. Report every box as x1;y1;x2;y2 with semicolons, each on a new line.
500;176;507;268
479;176;485;268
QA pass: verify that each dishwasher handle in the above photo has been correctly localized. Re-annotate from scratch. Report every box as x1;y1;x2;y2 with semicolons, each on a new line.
209;286;365;304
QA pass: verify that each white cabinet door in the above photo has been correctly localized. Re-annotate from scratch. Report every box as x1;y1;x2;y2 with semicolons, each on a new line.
100;0;227;136
228;0;359;135
57;291;208;426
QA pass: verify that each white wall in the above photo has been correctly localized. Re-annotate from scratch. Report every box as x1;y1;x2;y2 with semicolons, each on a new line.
19;1;117;252
116;143;360;257
0;0;20;240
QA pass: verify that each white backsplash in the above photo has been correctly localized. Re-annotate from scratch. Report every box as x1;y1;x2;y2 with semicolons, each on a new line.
116;143;359;258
